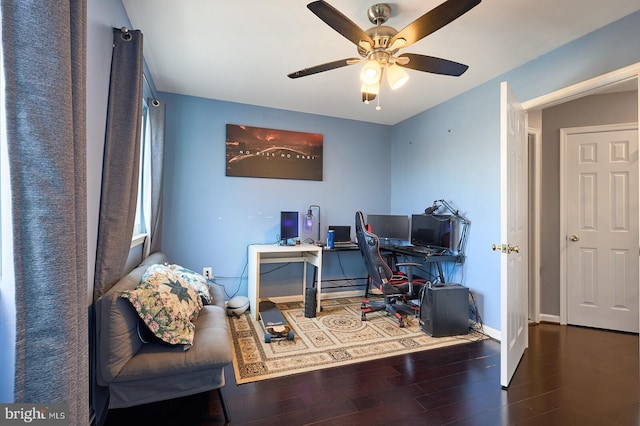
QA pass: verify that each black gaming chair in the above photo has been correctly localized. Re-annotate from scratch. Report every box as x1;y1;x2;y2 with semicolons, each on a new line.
355;211;426;327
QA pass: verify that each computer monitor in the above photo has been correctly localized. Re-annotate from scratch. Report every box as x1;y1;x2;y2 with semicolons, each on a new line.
280;211;299;245
366;214;409;241
411;214;459;252
328;225;351;242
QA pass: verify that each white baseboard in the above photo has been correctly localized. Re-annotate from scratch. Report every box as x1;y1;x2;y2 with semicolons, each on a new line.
538;314;561;323
473;316;562;344
321;290;363;300
478;323;500;341
267;295;304;303
268;290;363;305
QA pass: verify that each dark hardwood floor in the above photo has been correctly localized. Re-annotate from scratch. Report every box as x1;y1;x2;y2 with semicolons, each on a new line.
104;323;638;425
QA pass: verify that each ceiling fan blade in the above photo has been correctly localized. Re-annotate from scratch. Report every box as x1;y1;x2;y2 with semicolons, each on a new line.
389;0;481;49
400;53;469;76
288;58;360;79
307;1;374;47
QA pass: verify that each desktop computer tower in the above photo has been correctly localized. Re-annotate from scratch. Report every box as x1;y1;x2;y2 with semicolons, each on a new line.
420;284;469;337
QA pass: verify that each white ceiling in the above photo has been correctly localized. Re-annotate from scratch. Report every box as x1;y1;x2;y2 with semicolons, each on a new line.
122;0;640;125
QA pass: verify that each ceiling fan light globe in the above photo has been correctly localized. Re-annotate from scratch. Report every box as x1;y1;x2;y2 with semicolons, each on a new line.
360;59;381;85
386;64;409;90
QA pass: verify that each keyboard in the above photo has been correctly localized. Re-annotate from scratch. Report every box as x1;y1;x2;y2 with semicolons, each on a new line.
333;241;358;248
399;245;447;255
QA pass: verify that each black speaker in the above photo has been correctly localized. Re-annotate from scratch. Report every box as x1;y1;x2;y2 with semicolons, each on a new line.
420;284;469;337
304;287;317;318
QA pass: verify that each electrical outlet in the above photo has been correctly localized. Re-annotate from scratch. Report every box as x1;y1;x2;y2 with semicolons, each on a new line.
202;267;213;280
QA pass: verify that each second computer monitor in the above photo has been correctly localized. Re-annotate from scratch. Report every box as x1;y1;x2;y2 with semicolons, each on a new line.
411;214;459;252
366;214;409;241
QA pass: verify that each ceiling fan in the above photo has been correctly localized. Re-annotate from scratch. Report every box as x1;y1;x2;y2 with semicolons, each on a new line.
288;0;481;105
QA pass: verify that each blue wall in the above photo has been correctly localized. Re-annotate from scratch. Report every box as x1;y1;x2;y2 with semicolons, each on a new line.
161;94;390;297
391;82;500;328
391;10;640;330
160;11;640;332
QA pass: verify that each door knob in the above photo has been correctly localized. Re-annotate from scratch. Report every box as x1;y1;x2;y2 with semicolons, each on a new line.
492;243;505;252
569;235;579;242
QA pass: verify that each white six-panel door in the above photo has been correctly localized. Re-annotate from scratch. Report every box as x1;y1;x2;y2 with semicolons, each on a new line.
563;124;639;333
500;82;528;388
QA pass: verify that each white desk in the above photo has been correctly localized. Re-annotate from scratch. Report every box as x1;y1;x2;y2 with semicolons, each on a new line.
247;243;323;321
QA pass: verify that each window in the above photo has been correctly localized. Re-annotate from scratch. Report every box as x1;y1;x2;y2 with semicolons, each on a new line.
132;97;151;246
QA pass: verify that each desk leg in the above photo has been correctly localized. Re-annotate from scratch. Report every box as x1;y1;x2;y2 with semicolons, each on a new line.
436;262;445;283
248;252;260;321
302;259;308;304
315;262;322;313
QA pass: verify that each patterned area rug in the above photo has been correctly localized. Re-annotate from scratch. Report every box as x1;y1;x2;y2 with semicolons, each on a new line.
227;296;485;384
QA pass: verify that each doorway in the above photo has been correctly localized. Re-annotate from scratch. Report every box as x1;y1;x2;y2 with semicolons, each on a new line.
523;66;639;332
527;128;541;323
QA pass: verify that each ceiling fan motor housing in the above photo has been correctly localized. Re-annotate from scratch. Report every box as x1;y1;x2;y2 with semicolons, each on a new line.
367;3;391;25
362;3;397;55
365;25;397;50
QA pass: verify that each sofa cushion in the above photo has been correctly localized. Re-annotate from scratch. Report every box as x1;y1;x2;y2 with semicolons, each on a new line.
113;305;232;381
120;264;203;348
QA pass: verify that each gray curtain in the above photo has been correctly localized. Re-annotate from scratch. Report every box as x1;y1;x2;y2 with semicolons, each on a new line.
1;0;88;423
143;98;165;257
93;28;143;300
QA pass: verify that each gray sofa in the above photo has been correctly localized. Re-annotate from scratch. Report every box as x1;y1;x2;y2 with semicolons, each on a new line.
95;252;232;420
